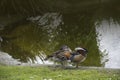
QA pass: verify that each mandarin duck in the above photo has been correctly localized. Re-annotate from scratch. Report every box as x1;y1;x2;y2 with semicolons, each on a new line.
44;45;72;66
69;47;88;68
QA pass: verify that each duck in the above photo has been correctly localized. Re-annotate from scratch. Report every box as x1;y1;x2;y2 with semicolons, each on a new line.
69;47;88;68
44;45;72;66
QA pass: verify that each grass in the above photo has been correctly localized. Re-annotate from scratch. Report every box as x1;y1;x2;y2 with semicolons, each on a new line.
0;65;120;80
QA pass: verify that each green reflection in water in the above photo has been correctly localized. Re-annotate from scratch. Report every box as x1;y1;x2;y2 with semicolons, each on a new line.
0;13;101;66
0;0;120;66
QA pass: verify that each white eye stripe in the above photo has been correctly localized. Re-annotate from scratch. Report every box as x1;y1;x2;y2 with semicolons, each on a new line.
75;47;85;51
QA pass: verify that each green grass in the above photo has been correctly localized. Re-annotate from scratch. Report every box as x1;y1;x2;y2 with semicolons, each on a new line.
0;65;120;80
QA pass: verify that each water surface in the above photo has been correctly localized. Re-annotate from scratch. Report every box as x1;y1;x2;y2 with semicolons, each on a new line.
0;0;120;68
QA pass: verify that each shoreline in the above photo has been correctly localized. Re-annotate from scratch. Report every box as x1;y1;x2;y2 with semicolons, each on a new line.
0;51;120;71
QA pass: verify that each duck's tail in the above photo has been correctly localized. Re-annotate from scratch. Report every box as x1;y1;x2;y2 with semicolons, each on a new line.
44;55;53;60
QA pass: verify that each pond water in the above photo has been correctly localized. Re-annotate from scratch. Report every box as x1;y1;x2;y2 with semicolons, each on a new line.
0;0;120;68
96;20;120;68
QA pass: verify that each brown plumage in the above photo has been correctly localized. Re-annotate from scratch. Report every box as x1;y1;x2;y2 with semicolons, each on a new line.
44;45;72;67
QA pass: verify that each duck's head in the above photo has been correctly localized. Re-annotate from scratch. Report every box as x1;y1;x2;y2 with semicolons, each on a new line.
60;45;72;52
75;47;88;54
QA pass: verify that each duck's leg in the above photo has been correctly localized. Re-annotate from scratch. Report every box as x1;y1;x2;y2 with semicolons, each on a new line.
60;61;66;68
76;62;79;68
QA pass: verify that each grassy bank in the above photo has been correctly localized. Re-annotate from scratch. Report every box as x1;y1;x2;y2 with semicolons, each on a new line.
0;65;120;80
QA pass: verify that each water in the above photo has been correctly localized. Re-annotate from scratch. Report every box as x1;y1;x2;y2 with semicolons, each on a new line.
96;20;120;68
0;0;120;68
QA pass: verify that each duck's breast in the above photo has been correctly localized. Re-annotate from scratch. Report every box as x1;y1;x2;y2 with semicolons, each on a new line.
73;54;86;62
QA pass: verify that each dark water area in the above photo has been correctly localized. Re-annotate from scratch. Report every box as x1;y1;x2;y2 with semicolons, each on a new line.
0;0;120;68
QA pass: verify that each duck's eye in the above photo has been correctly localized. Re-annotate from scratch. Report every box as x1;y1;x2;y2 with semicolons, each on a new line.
61;56;66;60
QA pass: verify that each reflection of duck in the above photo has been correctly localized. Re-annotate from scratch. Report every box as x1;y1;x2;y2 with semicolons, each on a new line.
69;47;88;68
